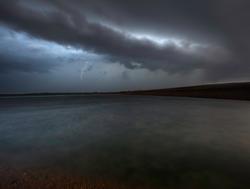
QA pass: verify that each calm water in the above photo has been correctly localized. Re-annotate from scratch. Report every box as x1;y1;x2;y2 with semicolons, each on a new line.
1;95;250;188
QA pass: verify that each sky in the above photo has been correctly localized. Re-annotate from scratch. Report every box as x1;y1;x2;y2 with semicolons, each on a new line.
0;0;250;93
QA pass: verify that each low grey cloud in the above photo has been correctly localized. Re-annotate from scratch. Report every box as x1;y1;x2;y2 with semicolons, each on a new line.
0;0;250;92
0;25;104;74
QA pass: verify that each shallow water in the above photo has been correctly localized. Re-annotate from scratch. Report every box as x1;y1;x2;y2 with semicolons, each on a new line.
1;95;250;188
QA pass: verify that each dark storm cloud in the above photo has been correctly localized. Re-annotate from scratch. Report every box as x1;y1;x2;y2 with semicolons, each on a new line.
0;0;250;82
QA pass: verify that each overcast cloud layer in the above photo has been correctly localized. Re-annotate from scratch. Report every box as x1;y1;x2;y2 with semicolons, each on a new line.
0;0;250;93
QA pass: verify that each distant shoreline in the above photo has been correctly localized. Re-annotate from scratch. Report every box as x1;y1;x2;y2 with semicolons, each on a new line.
1;82;250;101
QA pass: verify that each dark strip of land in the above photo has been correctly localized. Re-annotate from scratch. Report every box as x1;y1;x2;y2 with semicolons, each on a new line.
121;82;250;101
1;82;250;101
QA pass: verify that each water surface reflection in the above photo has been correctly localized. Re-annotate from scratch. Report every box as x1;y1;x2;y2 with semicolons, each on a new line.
0;95;250;188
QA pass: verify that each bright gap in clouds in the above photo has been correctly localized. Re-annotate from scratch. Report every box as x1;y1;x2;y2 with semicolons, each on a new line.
131;33;183;47
99;21;205;49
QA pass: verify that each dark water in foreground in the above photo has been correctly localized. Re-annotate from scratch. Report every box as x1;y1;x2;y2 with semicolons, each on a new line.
0;95;250;188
